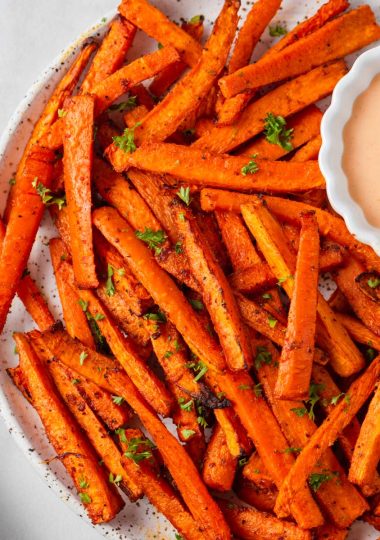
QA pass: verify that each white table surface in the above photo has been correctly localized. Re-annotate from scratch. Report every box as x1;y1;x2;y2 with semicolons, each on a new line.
0;3;114;539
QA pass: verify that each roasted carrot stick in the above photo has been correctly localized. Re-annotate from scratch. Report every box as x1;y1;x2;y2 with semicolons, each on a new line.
218;499;312;540
80;18;136;94
0;144;55;331
214;407;252;458
315;524;349;540
243;451;277;491
63;95;97;288
107;142;325;193
336;312;380;350
118;0;202;66
219;6;380;98
193;61;346;153
92;206;323;528
235;478;277;513
203;424;237;491
34;326;231;539
119;428;208;540
14;332;123;523
241;200;364;377
200;190;380;272
240;106;322;161
177;208;252;371
17;275;55;331
79;289;173;417
291;134;322;162
275;354;380;518
276;212;319;400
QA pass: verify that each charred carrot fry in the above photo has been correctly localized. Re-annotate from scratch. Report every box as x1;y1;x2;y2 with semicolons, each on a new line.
177;208;252;371
35;326;230;539
14;332;123;523
335;257;380;336
119;0;202;66
219;7;380;98
119;428;208;540
79;289;173;417
107;142;325;193
336;312;380;350
150;18;204;97
63;95;97;288
200;190;380;273
235;478;277;513
241;201;365;377
81;18;136;94
193;61;346;154
291;134;322;162
275;354;380;518
0;144;55;331
92;206;324;528
276;212;319;400
218;499;312;540
203;424;237;491
239;106;322;161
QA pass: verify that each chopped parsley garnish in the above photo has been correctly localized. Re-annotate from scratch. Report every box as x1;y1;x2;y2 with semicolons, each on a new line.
174;241;183;254
264;113;293;151
79;477;89;489
175;534;184;540
189;298;204;311
109;472;122;486
368;277;380;288
178;212;186;222
268;315;278;328
32;177;66;210
79;492;92;504
241;155;259;176
143;311;167;323
79;351;88;366
113;122;141;153
182;429;196;440
330;393;345;406
105;264;116;296
164;350;173;359
187;360;208;382
178;397;194;411
277;274;294;285
94;313;105;321
269;24;287;37
238;457;248;467
254;383;263;397
308;470;339;492
177;186;192;206
115;428;127;443
291;407;307;417
112;395;125;405
109;96;137;112
78;299;108;352
238;384;251;391
124;437;156;463
366;347;377;362
8;177;16;185
291;382;325;420
262;293;272;300
189;14;204;24
254;346;272;369
57;108;67;118
282;447;302;454
135;228;167;254
71;378;80;385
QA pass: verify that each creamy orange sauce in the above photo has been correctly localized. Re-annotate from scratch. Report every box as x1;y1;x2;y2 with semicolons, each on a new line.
342;73;380;228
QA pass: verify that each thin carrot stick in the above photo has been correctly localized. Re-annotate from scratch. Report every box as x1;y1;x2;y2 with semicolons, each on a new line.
235;477;277;513
336;312;380;350
17;275;55;331
291;134;322;162
203;424;237;491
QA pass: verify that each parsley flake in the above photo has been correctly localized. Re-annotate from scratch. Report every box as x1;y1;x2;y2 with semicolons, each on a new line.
254;346;272;369
189;298;204;311
109;472;123;486
57;108;67;118
105;264;116;296
79;351;88;366
124;437;155;462
241;155;259;176
182;429;196;440
144;311;167;323
9;177;16;185
368;277;380;288
309;470;339;492
32;177;66;210
113;122;141;154
264;113;293;151
178;398;194;411
109;96;137;112
268;315;278;328
269;24;287;37
79;492;92;504
189;14;204;24
135;228;166;254
112;395;125;405
177;186;192;206
115;428;127;443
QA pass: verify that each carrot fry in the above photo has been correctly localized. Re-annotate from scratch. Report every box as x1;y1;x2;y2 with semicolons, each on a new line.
241;200;364;377
218;499;312;540
315;524;348;540
14;332;123;523
193;61;346;153
119;428;208;540
275;354;380;518
124;104;149;127
203;424;237;491
349;384;380;488
257;341;368;527
107;142;325;193
63;95;97;288
230;264;278;294
150;18;204;97
219;7;380;98
4;42;96;222
92;206;324;528
240;106;322;161
0;144;55;331
118;0;202;66
276;212;319;400
335;257;380;336
80;18;136;94
336;312;380;350
79;289;174;417
35;326;230;539
129;83;156;110
214;407;252;458
16;274;55;331
200;190;380;272
157;248;201;292
119;0;240;145
177;209;252;371
291;134;322;162
236;478;277;513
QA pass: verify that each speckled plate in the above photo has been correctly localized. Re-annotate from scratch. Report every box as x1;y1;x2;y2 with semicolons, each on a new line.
0;2;379;539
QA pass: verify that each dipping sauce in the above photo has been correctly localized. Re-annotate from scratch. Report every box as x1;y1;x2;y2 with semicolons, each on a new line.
342;73;380;229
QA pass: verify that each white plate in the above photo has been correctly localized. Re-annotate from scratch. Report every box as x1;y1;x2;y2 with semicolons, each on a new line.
0;1;379;538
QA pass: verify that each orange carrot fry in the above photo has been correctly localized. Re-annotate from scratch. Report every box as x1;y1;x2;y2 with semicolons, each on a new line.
240;106;322;161
219;7;380;98
0;144;55;331
276;212;319;400
200;189;380;272
214;407;253;458
119;428;208;540
150;18;204;97
230;264;277;294
92;206;323;528
124;104;149;127
107;142;325;193
218;499;312;540
80;18;136;94
79;289;174;417
236;478;277;513
275;354;380;518
243;451;277;491
36;326;230;539
241;201;364;377
177;209;252;371
16;275;55;331
336;312;380;351
315;524;348;540
203;424;237;491
193;61;346;154
118;0;202;66
14;332;123;523
291;134;322;162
